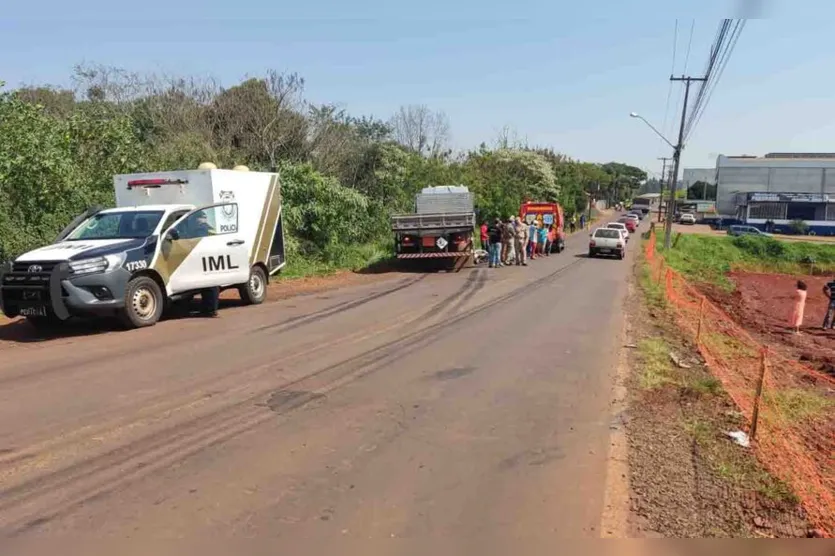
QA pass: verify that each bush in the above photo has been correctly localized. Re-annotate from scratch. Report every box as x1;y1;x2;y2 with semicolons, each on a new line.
789;219;809;235
732;235;787;259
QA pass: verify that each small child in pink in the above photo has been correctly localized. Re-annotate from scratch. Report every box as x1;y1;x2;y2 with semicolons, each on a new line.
790;280;808;335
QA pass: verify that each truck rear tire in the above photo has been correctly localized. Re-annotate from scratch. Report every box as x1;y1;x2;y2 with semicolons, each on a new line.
239;266;267;305
120;276;163;329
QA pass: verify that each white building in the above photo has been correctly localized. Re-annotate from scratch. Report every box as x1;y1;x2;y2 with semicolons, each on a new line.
715;153;835;217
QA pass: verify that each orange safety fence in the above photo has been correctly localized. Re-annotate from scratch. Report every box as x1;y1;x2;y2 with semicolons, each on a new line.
644;230;835;538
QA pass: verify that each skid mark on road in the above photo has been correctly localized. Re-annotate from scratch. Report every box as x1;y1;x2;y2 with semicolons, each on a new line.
432;367;477;381
254;275;426;333
0;256;591;535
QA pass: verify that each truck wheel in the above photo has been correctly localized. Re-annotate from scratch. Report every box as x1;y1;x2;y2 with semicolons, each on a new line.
121;276;163;328
239;266;268;305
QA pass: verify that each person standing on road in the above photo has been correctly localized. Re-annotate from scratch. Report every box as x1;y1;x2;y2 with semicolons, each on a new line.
500;217;514;266
528;220;538;260
537;223;548;256
822;279;835;329
791;280;807;335
480;221;489;252
579;213;586;231
569;215;577;234
514;216;528;266
192;211;220;318
488;218;503;268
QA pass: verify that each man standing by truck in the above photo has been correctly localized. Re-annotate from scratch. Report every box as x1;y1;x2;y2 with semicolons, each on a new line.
500;217;514;265
514;216;528;266
194;211;220;318
488;218;503;268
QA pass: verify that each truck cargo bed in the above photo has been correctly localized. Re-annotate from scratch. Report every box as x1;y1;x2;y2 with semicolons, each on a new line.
391;212;475;232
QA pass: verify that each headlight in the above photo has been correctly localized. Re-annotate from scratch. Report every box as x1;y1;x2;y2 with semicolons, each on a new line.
69;253;125;276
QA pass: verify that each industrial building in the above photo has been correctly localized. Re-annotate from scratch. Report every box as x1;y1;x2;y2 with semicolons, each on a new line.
715;153;835;234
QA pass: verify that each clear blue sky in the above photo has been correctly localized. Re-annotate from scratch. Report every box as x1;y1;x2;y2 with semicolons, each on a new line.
2;0;831;178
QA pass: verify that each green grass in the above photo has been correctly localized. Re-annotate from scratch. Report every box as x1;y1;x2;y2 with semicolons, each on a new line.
636;337;677;389
282;241;393;279
685;417;799;504
659;234;835;290
637;252;667;310
768;388;835;424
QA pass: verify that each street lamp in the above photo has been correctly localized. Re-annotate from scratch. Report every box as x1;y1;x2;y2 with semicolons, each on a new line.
629;112;675;150
630;111;682;248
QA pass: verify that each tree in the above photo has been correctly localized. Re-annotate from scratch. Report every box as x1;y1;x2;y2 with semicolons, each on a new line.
389;104;450;157
686;181;717;200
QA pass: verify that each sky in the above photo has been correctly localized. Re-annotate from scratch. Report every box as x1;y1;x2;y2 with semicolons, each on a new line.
3;0;833;179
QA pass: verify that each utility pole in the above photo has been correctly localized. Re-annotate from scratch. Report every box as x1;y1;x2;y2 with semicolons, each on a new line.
664;75;707;249
657;157;671;223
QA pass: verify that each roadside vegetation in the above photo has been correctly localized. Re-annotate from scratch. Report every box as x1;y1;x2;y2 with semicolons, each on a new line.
626;247;808;537
0;66;646;276
660;234;835;290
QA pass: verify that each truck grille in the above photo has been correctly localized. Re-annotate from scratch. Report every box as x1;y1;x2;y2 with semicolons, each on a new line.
7;261;57;287
12;261;59;274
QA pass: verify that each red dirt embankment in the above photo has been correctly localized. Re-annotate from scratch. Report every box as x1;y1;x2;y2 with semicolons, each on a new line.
702;272;835;375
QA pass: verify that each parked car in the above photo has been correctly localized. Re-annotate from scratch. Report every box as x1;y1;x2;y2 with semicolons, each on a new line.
679;213;696;225
618;217;637;233
606;222;630;242
589;227;626;259
727;225;771;237
628;211;644;221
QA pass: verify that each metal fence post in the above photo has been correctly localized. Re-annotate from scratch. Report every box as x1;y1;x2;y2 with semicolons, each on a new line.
750;348;768;442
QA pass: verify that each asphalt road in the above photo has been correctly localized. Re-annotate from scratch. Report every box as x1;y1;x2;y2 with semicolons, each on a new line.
0;221;637;554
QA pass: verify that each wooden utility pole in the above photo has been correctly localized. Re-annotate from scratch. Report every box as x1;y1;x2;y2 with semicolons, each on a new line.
664;75;707;250
657;157;671;223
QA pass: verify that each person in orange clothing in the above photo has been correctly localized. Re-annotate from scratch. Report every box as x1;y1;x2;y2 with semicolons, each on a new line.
790;280;807;334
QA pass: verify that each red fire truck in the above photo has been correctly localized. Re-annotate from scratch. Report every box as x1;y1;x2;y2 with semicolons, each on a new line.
519;201;566;253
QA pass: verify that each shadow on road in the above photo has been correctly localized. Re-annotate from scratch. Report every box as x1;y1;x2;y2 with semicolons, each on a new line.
0;298;246;344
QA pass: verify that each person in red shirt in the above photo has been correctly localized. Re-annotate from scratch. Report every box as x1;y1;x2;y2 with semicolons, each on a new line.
480;222;488;252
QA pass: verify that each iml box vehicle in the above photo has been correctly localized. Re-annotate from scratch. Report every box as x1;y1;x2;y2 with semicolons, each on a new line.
0;165;285;329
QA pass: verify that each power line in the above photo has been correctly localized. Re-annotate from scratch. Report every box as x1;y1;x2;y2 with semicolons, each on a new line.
660;20;678;150
668;20;695;141
683;19;731;136
685;20;746;142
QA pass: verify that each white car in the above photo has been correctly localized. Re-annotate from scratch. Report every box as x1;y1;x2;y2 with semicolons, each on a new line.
679;213;696;225
589;227;626;259
606;222;630;242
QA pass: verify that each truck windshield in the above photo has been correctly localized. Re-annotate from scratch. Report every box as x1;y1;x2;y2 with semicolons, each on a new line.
66;211;164;240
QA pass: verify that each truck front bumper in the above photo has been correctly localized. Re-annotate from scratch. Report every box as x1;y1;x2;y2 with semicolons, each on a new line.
0;261;131;320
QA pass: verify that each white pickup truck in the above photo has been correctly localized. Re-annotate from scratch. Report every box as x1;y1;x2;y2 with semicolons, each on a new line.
1;165;286;329
589;227;626;260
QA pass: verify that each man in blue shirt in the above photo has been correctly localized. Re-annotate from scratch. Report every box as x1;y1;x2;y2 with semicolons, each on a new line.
537;224;547;256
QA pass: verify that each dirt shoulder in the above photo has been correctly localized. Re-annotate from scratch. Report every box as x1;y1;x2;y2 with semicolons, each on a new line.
623;259;813;538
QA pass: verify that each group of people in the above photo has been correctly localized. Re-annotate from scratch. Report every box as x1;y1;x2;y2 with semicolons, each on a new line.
479;217;556;268
791;278;835;333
